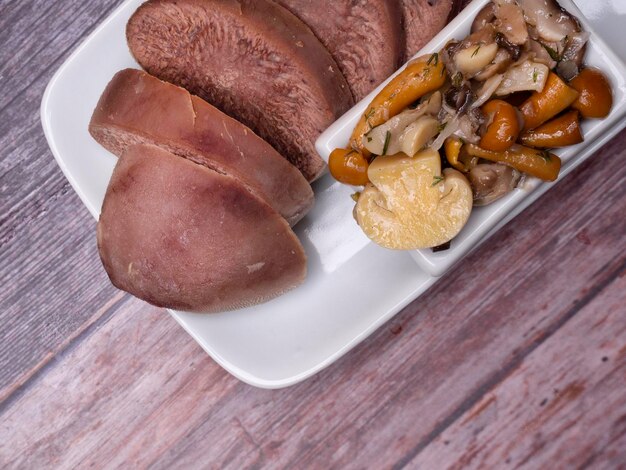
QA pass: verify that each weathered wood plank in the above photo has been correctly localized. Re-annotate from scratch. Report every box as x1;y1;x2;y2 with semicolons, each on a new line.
0;0;124;114
0;133;624;469
1;0;625;467
409;274;626;469
0;301;237;469
0;0;125;397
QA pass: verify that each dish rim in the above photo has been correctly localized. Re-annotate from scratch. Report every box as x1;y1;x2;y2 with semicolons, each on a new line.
315;0;626;278
42;0;626;388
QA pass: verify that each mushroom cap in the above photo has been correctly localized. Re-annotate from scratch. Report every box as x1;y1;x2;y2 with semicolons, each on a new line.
355;150;473;250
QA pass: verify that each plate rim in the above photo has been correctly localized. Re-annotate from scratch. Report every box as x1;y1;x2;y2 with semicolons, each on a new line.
41;0;626;389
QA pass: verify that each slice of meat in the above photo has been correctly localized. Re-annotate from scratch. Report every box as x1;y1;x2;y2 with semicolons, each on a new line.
126;0;354;182
97;144;307;312
275;0;404;101
401;0;456;60
89;69;313;226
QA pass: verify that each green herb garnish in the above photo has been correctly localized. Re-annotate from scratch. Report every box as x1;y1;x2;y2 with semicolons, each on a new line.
364;107;376;127
438;122;448;133
541;42;560;62
350;192;361;202
427;52;439;66
533;68;538;83
367;136;373;142
432;175;444;186
382;131;391;155
471;45;481;57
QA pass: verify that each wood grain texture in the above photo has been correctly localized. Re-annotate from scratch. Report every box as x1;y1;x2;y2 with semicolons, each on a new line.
410;274;626;469
1;134;625;467
1;0;625;468
0;0;126;398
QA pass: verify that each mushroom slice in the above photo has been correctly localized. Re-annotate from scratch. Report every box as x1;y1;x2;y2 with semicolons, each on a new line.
468;163;521;206
494;2;528;45
455;43;499;77
495;61;549;95
558;31;590;79
363;107;426;155
474;49;513;81
473;74;505;108
363;92;441;155
519;0;580;42
528;39;557;69
355;150;473;250
399;116;440;157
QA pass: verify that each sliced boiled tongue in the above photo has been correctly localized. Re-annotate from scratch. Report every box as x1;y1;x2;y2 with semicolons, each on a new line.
275;0;404;101
127;0;354;182
89;69;314;226
401;0;458;61
97;144;307;313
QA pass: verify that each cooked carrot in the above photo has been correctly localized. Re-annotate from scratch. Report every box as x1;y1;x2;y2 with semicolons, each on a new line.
465;143;561;181
519;72;579;131
350;54;446;155
519;110;583;148
570;68;613;119
329;148;369;185
480;100;521;152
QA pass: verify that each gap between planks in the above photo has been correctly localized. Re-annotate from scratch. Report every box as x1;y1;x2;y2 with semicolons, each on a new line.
0;291;127;408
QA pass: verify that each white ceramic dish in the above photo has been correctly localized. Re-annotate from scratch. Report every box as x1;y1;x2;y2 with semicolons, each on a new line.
42;0;626;388
316;0;626;277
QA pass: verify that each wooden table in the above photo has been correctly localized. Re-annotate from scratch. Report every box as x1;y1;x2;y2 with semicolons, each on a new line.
1;1;625;468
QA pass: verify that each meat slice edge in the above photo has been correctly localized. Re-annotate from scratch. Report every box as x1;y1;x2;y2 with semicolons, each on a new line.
401;0;455;60
126;0;354;182
89;68;313;226
276;0;404;101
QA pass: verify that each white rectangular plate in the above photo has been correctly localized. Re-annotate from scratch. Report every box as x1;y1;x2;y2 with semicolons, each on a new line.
42;0;626;388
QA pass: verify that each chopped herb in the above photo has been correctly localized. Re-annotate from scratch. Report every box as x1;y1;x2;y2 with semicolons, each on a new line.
382;131;391;155
471;45;481;58
533;68;538;83
432;175;444;186
541;42;560;62
427;52;439;66
350;192;361;202
364;107;376;126
367;136;373;142
438;122;448;133
537;150;552;162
